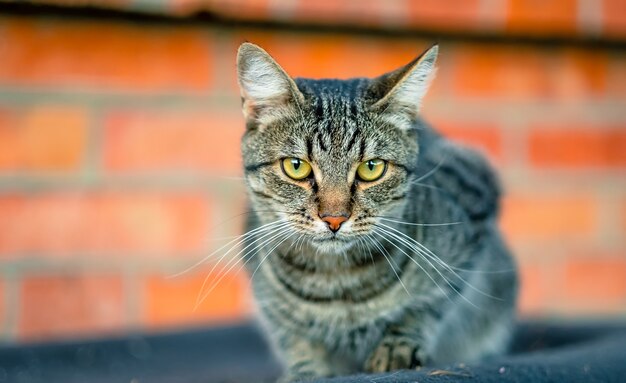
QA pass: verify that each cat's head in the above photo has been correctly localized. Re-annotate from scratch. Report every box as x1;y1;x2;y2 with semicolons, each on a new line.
237;43;437;254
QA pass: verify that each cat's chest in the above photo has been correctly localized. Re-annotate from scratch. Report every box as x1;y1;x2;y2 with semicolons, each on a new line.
259;275;408;348
312;313;387;361
259;262;409;327
275;299;392;360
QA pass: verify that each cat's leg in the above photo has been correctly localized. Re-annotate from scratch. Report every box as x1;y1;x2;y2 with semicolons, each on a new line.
427;240;518;364
364;312;433;373
276;334;334;382
365;333;424;372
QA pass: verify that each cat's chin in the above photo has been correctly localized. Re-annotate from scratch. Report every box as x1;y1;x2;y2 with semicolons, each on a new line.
309;237;355;255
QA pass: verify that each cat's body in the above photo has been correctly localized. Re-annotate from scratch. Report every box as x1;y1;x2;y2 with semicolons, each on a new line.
237;43;518;381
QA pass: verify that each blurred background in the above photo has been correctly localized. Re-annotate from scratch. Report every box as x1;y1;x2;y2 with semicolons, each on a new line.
0;0;624;344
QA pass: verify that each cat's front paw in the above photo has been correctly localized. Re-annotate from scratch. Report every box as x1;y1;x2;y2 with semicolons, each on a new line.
365;336;423;373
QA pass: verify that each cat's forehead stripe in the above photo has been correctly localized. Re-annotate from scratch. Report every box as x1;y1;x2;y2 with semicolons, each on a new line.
345;128;361;153
316;131;328;152
314;97;324;119
306;136;314;160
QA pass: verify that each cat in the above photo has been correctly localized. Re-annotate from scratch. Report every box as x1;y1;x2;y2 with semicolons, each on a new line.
235;42;518;382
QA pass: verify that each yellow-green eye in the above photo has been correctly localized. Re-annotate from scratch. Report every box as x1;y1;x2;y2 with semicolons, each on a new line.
282;158;312;180
356;159;386;182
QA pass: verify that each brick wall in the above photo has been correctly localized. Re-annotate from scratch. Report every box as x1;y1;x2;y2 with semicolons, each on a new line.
0;1;625;343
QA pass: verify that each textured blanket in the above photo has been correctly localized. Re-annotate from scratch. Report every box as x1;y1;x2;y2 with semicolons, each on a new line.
1;321;625;383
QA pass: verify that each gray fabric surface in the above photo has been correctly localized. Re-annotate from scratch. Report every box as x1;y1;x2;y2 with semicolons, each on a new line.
0;321;625;383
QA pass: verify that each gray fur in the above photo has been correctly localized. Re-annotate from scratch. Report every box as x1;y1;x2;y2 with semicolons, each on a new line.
236;43;518;382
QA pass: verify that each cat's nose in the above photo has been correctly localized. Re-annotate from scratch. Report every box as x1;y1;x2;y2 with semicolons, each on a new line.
320;215;349;232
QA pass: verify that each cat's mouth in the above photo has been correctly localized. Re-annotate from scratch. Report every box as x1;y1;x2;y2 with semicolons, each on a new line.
309;234;355;254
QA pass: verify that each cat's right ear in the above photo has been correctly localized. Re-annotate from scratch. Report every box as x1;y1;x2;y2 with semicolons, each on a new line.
237;43;304;124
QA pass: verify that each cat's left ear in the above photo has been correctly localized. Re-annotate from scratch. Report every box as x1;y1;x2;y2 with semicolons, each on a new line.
369;44;438;129
237;43;304;124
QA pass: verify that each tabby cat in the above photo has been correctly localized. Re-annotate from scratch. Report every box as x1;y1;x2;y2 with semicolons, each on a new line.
236;42;518;382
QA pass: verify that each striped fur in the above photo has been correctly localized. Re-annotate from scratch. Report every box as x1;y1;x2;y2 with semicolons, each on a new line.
237;43;518;382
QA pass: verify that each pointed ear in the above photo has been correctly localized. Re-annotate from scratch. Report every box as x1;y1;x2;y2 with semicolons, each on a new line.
369;44;438;128
237;43;304;124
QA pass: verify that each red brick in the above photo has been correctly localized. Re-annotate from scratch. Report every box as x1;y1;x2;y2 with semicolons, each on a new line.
553;50;608;99
0;107;16;161
433;120;503;162
501;194;597;241
607;53;626;99
228;34;445;103
345;1;408;28
0;106;87;171
451;46;552;99
506;0;578;35
293;0;358;24
622;199;626;234
603;0;626;37
143;269;250;328
0;193;210;256
231;33;428;81
103;109;243;174
563;256;626;312
518;262;551;316
19;274;125;341
529;126;626;168
407;0;485;31
172;0;270;19
0;19;212;91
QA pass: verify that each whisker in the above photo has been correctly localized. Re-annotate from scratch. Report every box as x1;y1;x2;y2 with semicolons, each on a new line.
296;234;306;253
194;227;292;310
194;225;292;309
341;246;350;267
201;208;290;232
409;181;444;191
364;234;412;297
377;216;464;227
233;227;293;279
197;208;290;244
169;219;288;278
413;151;449;183
376;222;503;302
363;237;376;265
374;228;472;308
372;229;453;304
196;223;290;287
356;237;374;267
376;218;513;274
194;225;289;301
376;226;485;310
249;231;297;281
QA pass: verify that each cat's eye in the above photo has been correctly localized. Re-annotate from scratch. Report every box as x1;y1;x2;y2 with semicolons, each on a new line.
356;159;386;182
281;158;312;180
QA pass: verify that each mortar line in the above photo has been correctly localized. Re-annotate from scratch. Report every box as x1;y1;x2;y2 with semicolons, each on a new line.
2;3;626;49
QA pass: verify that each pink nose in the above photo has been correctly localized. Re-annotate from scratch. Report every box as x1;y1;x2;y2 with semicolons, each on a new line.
321;215;348;232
